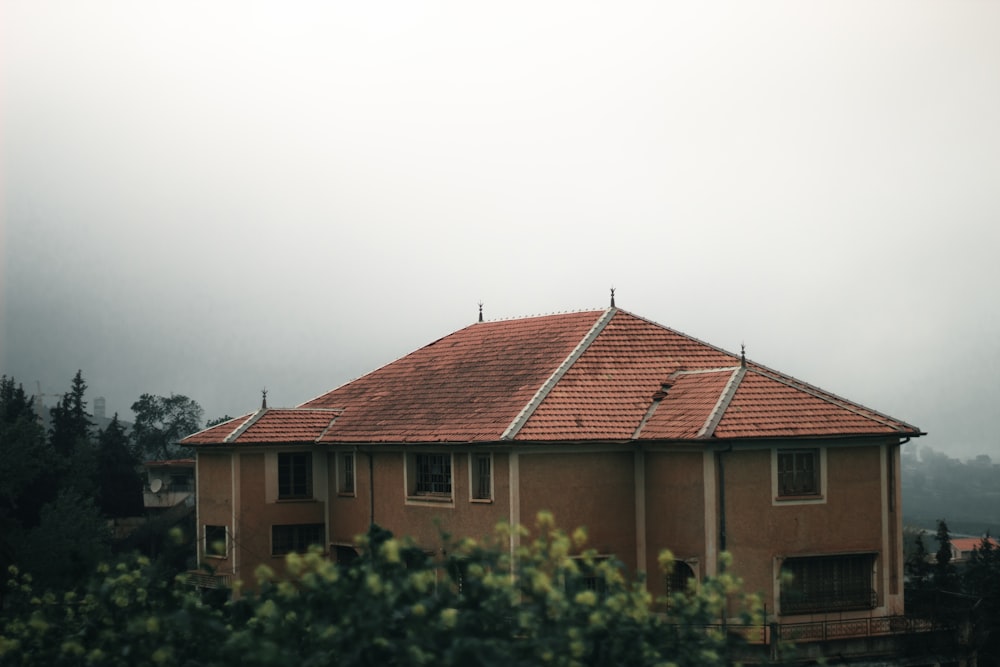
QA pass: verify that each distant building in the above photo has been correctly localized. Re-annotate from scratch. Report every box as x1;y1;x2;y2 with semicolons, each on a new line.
143;459;195;511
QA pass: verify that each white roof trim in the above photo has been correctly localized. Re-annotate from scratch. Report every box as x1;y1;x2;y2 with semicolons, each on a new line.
501;307;617;441
697;366;746;439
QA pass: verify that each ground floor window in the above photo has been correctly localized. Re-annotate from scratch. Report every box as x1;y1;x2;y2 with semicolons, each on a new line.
204;525;227;558
780;553;876;614
272;523;325;555
666;560;696;598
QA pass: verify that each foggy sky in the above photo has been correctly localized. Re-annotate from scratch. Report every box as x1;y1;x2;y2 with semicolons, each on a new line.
3;1;999;460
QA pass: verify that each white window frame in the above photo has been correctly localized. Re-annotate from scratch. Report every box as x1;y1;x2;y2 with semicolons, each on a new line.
204;524;228;559
772;447;827;505
469;452;493;503
337;451;356;496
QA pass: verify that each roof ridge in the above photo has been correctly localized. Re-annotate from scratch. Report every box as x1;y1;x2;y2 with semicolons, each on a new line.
225;409;269;443
748;366;917;432
501;307;617;440
480;308;606;323
697;366;746;438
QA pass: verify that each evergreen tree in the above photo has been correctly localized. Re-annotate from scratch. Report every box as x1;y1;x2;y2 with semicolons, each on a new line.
905;532;931;590
48;370;94;458
934;519;959;591
0;376;51;571
96;414;144;518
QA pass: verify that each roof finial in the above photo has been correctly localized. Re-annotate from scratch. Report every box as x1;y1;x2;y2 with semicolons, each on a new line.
478;301;484;323
740;343;746;368
261;388;268;410
610;287;616;308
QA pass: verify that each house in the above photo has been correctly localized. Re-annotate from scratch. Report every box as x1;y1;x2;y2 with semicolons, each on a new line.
143;459;196;510
182;306;922;631
950;536;1000;564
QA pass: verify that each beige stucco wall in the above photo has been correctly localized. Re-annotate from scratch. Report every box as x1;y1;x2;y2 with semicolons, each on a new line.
644;449;707;597
518;450;636;570
723;444;887;617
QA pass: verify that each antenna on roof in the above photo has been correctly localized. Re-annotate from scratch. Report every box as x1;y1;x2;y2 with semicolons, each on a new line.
261;388;268;410
740;343;746;368
610;287;616;308
478;301;484;322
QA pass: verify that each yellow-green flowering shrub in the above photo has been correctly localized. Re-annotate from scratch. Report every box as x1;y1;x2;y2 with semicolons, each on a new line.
1;515;763;667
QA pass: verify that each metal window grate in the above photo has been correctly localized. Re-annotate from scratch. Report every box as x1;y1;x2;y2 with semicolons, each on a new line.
780;553;876;614
416;454;451;494
473;455;491;499
778;450;819;496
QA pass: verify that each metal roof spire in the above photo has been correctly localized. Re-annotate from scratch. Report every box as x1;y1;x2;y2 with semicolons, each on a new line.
478;301;484;322
740;343;746;368
261;388;268;410
610;287;616;308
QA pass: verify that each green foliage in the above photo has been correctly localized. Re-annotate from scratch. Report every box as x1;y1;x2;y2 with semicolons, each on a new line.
0;514;764;667
904;531;931;590
934;519;959;592
48;370;93;458
130;393;204;461
96;415;144;518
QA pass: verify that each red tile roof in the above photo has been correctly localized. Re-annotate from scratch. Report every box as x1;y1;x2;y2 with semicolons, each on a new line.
952;536;1000;554
181;308;922;447
181;409;340;445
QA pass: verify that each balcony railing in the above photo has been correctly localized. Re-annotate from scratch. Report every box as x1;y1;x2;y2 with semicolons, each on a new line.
666;615;954;647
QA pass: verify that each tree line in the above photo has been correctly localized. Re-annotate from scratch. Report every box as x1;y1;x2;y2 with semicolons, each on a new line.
0;372;211;592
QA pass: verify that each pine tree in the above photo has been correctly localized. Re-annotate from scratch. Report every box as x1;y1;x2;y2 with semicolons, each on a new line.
48;370;94;457
96;414;144;518
934;519;959;591
905;532;931;590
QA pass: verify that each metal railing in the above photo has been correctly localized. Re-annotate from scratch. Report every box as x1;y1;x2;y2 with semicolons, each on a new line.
665;615;953;647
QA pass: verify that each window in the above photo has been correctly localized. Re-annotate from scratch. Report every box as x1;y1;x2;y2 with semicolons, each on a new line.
278;452;312;499
471;453;491;501
573;556;615;595
204;525;227;558
415;453;452;495
780;554;876;614
170;473;193;492
272;524;325;555
338;452;355;495
334;545;359;566
666;560;696;598
777;449;820;497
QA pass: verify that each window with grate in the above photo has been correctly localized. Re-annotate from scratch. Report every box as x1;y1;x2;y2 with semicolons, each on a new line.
777;449;820;497
272;524;325;555
278;452;312;499
471;453;491;500
780;553;876;614
415;453;452;495
666;560;695;598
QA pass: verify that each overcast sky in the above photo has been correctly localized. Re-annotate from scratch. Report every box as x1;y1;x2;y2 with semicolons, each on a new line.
2;1;998;460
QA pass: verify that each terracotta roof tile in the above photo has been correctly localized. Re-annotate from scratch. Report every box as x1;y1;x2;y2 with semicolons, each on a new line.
181;409;341;446
304;311;604;443
185;308;922;447
637;370;737;440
